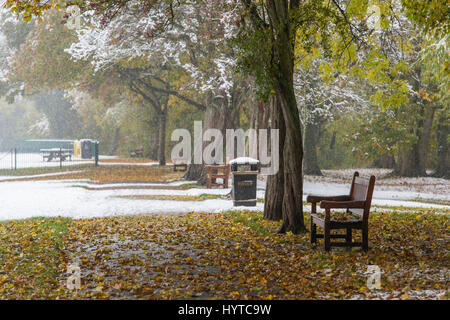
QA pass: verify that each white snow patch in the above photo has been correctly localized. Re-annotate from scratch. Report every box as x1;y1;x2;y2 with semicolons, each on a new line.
0;180;260;221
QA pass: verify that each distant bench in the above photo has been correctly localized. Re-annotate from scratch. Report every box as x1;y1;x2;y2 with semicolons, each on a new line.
173;159;188;172
130;146;144;158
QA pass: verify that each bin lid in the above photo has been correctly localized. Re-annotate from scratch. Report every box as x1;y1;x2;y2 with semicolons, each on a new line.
229;157;259;165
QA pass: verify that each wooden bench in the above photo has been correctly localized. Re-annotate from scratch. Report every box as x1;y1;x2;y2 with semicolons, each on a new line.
172;159;188;172
130;146;144;158
205;164;230;188
307;171;376;251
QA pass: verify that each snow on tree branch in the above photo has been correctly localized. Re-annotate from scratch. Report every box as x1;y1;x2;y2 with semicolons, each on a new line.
66;0;242;101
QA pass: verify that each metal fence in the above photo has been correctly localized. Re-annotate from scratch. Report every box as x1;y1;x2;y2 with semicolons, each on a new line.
0;142;99;174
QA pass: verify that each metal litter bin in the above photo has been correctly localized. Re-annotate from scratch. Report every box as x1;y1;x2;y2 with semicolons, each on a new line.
230;157;260;206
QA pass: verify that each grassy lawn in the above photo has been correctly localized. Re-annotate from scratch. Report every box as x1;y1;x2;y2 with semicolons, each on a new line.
0;217;72;299
0;209;448;300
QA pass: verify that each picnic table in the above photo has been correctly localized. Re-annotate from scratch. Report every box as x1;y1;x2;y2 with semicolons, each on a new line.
41;148;73;162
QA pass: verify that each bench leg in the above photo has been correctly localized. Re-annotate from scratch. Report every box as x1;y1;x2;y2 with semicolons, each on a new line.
324;222;331;251
346;227;352;244
362;226;369;251
207;172;212;189
310;203;317;244
345;227;352;251
310;219;317;244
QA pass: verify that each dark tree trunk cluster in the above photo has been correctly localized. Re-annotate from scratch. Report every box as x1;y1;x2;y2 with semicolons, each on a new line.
370;153;396;169
394;104;435;177
431;111;449;179
303;120;323;176
158;107;168;166
183;93;241;185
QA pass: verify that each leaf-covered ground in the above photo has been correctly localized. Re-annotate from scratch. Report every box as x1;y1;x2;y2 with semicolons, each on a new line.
0;217;71;298
1;209;448;300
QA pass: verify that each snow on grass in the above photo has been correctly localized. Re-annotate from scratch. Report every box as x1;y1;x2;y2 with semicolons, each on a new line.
303;171;449;206
72;180;198;188
0;178;447;221
303;180;449;205
0;180;261;221
310;169;449;197
0;166;448;221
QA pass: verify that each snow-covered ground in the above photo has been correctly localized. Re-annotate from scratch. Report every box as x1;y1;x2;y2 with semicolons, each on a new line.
0;180;262;221
302;180;450;209
0;168;448;221
305;169;449;205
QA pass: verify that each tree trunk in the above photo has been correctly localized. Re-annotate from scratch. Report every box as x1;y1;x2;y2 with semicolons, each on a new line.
417;105;435;174
266;0;306;234
158;108;167;166
109;127;120;155
149;127;159;160
183;106;219;184
279;94;306;234
183;163;208;183
370;153;396;168
432;110;449;178
395;143;422;177
303;120;323;176
394;104;434;177
264;96;284;221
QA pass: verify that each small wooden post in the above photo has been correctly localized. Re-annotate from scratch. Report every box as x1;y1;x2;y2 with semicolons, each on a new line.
95;142;99;166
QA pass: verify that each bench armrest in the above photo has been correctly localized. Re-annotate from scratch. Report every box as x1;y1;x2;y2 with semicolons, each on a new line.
306;194;351;203
320;200;366;209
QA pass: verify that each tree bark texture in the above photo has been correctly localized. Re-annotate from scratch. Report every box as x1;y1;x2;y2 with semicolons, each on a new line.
264;96;284;221
303;120;323;176
432;110;449;178
266;0;306;233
